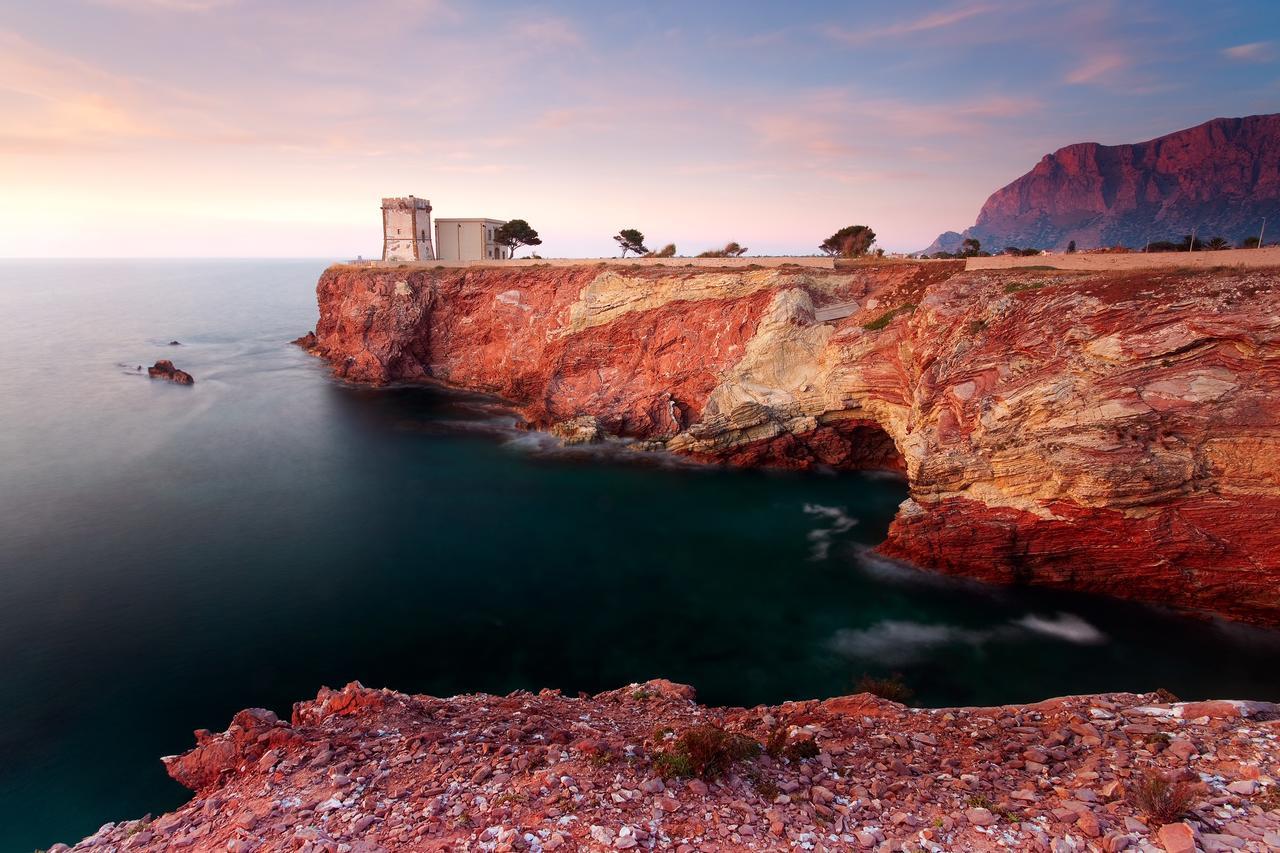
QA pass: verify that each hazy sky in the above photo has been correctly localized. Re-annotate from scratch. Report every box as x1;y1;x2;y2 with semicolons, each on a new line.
2;0;1278;257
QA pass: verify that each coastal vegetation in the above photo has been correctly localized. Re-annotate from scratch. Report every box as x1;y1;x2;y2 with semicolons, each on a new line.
613;228;649;257
820;224;877;257
652;724;761;780
493;219;541;256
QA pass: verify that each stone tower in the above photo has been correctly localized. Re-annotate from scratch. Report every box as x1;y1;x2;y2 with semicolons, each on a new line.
381;196;434;261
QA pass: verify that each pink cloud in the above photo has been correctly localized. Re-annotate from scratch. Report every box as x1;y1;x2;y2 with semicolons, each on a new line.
825;3;997;44
1223;41;1277;63
1064;51;1131;85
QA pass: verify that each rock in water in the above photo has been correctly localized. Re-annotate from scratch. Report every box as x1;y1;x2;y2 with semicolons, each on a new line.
550;414;604;445
147;360;194;385
291;331;319;352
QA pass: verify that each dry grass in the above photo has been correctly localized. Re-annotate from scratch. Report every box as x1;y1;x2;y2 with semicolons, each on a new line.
1128;770;1197;826
857;673;916;704
652;724;761;780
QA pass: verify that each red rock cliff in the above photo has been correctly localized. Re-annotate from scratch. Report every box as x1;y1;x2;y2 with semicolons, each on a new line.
925;114;1280;253
305;261;1280;624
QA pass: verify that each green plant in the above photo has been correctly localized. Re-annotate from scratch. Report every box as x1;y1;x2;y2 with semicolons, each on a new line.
494;219;542;256
856;672;915;704
820;225;877;258
652;724;761;780
631;688;653;700
614;228;649;258
966;794;1022;822
1003;280;1049;293
785;738;820;761
653;750;695;779
1128;770;1196;826
862;303;916;331
645;243;677;258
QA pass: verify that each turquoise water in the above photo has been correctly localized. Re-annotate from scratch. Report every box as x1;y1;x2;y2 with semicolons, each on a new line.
2;260;1279;850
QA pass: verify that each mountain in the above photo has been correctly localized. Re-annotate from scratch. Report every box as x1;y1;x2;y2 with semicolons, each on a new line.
923;114;1280;254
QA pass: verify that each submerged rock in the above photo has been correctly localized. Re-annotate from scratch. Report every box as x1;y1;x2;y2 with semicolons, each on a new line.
147;360;194;385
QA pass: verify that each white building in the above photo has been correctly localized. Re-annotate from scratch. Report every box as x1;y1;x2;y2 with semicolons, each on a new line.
381;196;434;261
434;218;511;261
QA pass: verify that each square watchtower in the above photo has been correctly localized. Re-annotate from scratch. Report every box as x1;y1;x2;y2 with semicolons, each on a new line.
382;196;434;261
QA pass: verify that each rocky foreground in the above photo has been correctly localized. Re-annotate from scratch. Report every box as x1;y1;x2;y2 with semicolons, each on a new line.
64;680;1280;852
302;260;1280;624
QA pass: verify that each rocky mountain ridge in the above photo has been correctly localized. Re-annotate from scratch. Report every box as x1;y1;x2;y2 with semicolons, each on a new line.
924;114;1280;254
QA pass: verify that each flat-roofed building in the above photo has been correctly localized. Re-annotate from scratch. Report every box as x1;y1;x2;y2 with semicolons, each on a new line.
434;218;511;261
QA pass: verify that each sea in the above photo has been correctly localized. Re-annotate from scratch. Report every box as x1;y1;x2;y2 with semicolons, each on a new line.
3;259;1279;850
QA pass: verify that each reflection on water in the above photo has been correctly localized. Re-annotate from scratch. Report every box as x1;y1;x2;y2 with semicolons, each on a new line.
1;260;1279;850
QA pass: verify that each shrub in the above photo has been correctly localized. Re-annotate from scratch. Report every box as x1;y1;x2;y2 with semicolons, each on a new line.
652;724;761;780
1151;687;1180;704
820;225;877;258
862;303;916;331
1004;279;1049;293
856;672;915;704
1128;769;1196;826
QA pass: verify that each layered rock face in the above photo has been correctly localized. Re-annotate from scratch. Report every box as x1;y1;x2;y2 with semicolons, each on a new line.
304;261;1280;624
64;680;1280;852
924;114;1280;252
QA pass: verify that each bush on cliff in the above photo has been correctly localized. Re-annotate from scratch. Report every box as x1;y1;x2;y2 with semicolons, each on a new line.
696;241;748;258
652;725;761;780
862;304;916;331
614;229;649;257
494;219;542;256
820;225;876;257
1128;770;1196;826
856;672;915;704
645;243;677;257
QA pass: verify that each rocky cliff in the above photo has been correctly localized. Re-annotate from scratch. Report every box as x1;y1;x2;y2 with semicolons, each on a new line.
924;114;1280;253
303;261;1280;625
60;680;1280;852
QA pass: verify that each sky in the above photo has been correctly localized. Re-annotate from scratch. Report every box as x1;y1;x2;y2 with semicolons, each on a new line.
1;0;1278;258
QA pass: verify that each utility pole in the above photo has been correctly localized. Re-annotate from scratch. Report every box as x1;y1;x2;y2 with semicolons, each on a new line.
1259;217;1267;248
1188;226;1196;252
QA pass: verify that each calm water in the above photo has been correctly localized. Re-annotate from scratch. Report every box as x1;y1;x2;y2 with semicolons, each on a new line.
3;260;1280;849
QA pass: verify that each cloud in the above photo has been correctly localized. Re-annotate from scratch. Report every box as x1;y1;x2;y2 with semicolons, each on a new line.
1064;51;1131;85
1223;41;1277;63
825;3;997;45
90;0;241;10
510;18;583;47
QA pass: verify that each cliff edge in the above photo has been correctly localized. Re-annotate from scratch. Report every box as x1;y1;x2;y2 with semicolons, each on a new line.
64;681;1280;851
302;261;1280;626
